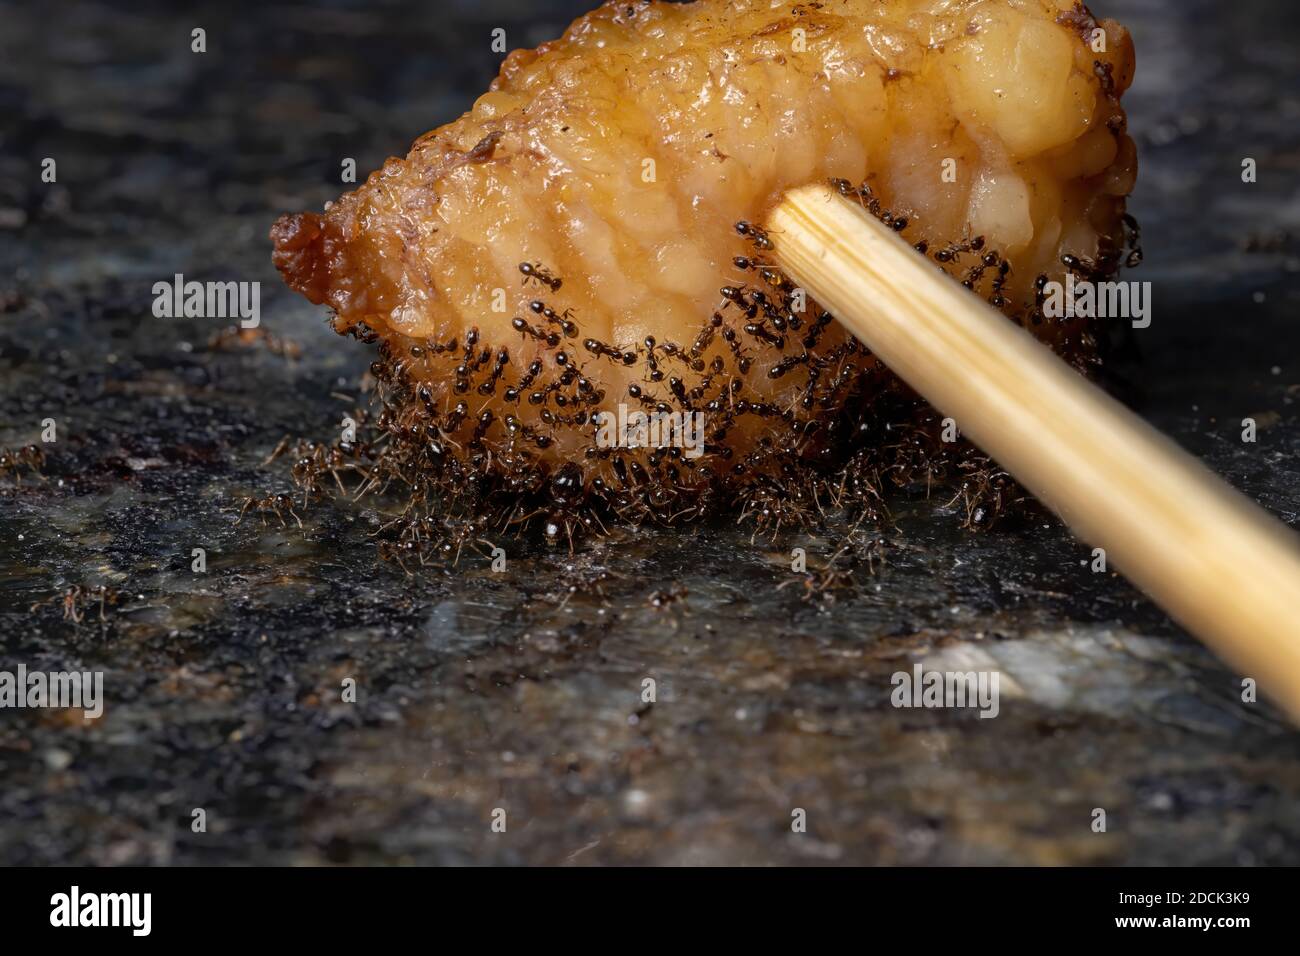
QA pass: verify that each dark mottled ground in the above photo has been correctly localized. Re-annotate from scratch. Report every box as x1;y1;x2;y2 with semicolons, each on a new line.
1;0;1298;865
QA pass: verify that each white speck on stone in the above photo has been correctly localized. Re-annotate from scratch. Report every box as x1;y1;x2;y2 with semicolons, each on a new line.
622;788;652;819
44;749;73;771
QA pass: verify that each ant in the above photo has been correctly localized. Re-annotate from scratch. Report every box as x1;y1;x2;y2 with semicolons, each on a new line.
933;235;985;263
583;337;636;365
512;317;561;347
207;325;303;360
64;585;120;623
945;458;1019;530
530;299;578;338
647;583;688;610
31;584;120;624
519;261;562;291
734;220;773;251
829;178;909;230
0;444;46;482
477;348;511;396
236;492;303;529
289;439;370;501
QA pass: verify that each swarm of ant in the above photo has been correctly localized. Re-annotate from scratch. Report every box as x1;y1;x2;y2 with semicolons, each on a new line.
777;513;887;606
259;178;1139;591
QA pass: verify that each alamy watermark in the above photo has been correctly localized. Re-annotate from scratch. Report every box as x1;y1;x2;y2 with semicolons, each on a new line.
594;403;704;459
50;886;150;936
0;664;103;719
890;663;1000;718
1042;274;1151;328
152;273;260;328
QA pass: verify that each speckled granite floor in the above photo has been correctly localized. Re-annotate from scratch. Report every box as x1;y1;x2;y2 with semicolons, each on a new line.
1;0;1297;865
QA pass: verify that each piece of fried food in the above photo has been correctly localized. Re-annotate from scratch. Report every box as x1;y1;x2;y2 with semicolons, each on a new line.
272;0;1136;511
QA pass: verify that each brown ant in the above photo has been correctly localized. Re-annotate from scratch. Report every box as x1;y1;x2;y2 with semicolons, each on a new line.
65;585;120;623
31;584;121;624
289;438;372;502
207;325;303;360
777;565;858;604
647;582;691;629
945;458;1019;530
647;583;688;610
0;444;46;482
236;492;303;528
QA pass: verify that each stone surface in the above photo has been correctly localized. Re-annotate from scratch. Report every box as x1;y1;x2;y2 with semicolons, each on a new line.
0;0;1298;865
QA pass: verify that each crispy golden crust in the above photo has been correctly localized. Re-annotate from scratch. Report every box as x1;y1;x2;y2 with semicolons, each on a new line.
274;0;1133;334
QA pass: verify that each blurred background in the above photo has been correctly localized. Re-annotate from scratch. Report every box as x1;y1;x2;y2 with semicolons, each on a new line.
1;0;1298;865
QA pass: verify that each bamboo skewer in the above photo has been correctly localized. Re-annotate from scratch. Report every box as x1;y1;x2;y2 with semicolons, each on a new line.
769;183;1300;721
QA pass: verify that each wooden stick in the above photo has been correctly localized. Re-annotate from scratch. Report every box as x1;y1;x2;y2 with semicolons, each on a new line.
769;183;1300;720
